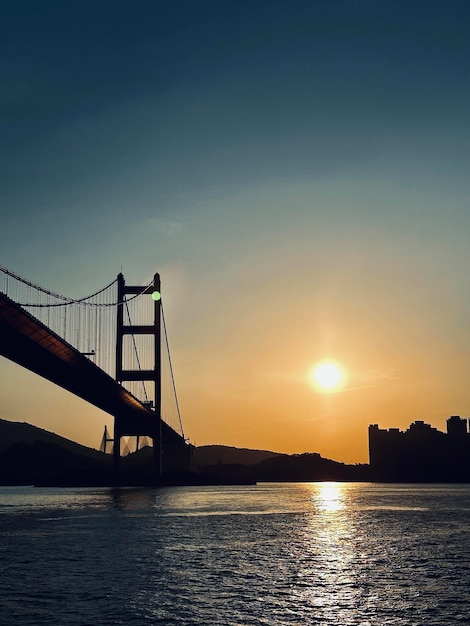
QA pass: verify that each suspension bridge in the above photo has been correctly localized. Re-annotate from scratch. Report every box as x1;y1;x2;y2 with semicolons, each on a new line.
0;265;192;483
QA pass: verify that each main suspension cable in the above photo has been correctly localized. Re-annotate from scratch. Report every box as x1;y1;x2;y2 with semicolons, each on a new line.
0;265;154;307
0;264;118;304
162;302;185;439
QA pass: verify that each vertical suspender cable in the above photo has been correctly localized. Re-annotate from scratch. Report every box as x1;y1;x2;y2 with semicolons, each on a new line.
124;298;149;403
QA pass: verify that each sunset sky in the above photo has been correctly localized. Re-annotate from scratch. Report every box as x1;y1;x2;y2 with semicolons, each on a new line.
2;0;470;463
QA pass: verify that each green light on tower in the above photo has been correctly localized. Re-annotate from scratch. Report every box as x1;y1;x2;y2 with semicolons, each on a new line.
151;290;161;301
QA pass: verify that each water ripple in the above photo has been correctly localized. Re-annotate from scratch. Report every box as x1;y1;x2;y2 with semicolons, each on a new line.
1;483;470;625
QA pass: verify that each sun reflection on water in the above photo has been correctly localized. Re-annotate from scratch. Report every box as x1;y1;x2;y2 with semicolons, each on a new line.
293;483;359;620
315;482;345;513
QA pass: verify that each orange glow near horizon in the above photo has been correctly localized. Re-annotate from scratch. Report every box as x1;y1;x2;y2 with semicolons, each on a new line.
1;251;467;468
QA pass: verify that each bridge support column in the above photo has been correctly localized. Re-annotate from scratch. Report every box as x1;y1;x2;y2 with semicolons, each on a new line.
115;272;163;483
153;419;162;479
113;418;121;484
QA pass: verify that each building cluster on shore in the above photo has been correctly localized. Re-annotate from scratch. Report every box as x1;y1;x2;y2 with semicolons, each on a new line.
369;416;470;482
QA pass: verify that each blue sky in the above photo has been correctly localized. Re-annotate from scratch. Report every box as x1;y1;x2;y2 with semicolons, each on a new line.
1;1;470;462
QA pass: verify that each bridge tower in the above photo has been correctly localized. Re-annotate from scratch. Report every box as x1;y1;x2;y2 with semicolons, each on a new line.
113;272;162;481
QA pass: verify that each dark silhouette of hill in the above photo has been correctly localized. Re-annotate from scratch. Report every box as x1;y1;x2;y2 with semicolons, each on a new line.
0;440;112;486
0;418;111;485
0;418;371;485
196;450;370;483
193;445;282;467
0;417;104;458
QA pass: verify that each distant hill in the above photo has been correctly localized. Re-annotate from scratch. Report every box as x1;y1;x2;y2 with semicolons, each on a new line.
0;440;112;486
0;418;371;485
0;418;103;458
195;449;371;483
193;445;283;467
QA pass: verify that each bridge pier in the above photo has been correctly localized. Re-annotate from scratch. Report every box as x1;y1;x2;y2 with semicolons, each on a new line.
112;418;121;484
111;417;164;485
154;418;162;478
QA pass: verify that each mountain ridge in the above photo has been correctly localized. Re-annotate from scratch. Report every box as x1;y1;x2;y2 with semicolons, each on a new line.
193;444;285;467
0;418;371;484
0;417;104;457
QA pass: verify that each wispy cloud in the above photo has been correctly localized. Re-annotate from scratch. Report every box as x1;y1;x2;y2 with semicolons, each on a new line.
147;216;184;237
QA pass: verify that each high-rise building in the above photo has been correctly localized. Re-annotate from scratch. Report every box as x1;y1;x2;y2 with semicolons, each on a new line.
368;417;470;481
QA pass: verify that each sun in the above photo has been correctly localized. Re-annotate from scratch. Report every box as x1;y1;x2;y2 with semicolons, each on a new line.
310;361;344;392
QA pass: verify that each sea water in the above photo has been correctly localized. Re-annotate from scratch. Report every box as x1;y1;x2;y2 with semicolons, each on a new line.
1;483;469;625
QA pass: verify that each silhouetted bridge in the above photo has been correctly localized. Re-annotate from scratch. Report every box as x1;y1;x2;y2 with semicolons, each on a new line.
0;266;191;482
